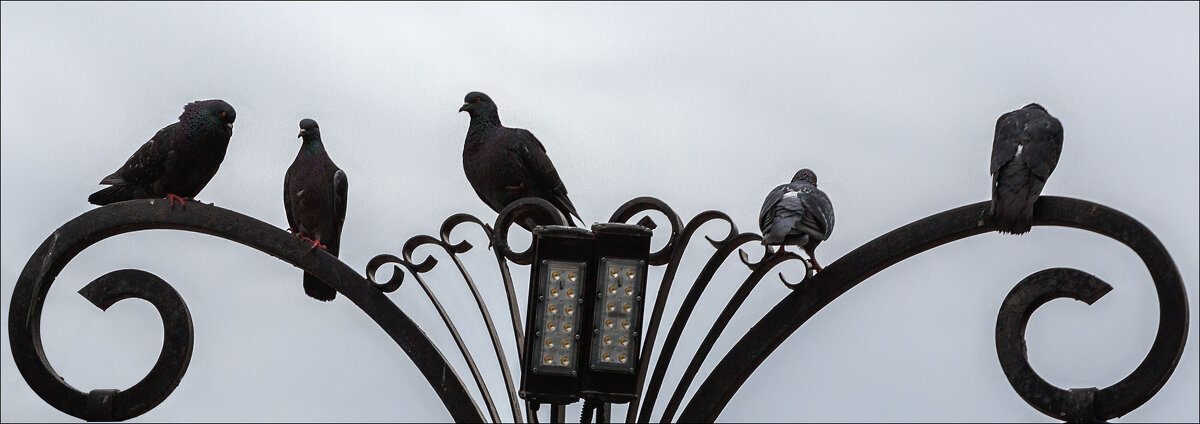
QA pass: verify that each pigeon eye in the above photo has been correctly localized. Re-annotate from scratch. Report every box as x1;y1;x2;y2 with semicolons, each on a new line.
220;112;226;117
474;98;481;103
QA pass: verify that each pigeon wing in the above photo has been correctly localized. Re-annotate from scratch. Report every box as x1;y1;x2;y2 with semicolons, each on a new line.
101;123;178;186
326;168;348;257
798;185;834;240
1022;113;1064;180
990;111;1022;176
513;128;581;222
283;163;299;233
759;183;788;232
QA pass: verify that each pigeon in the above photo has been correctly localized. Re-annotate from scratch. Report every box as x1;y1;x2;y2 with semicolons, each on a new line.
284;119;348;302
88;99;236;207
459;91;582;230
988;103;1063;234
759;169;835;272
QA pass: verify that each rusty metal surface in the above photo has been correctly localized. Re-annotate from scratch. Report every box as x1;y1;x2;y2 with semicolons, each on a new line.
678;196;1189;422
7;199;485;422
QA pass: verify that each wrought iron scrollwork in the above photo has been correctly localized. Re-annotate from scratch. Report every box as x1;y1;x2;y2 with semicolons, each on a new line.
11;268;193;422
678;196;1189;423
7;200;485;422
365;196;568;423
8;194;1187;423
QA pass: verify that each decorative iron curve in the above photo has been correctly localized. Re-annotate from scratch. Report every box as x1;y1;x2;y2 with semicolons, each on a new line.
6;200;485;422
7;195;1188;423
365;197;568;424
678;196;1189;423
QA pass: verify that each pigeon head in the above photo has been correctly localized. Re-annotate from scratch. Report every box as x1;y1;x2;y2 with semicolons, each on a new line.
1023;103;1047;113
298;118;320;138
181;99;235;132
459;91;499;118
792;169;818;185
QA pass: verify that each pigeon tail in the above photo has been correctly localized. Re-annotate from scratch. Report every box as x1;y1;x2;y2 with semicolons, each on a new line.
986;203;1033;235
88;185;147;206
303;273;336;301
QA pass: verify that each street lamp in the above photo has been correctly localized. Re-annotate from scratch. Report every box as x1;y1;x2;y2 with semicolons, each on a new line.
520;223;652;412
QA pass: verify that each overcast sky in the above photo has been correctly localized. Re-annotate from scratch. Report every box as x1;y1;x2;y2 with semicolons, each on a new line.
2;2;1197;423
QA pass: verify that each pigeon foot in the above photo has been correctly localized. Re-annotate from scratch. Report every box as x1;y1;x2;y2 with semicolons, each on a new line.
295;233;327;250
165;193;190;209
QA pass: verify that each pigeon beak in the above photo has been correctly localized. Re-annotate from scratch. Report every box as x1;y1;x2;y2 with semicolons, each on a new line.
297;130;306;138
459;102;469;113
226;123;233;129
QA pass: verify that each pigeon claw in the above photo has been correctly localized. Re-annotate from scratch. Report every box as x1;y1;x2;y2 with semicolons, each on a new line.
294;233;326;250
165;193;189;210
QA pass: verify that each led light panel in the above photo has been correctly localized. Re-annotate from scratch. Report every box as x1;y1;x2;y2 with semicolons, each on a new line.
590;257;644;373
531;259;587;375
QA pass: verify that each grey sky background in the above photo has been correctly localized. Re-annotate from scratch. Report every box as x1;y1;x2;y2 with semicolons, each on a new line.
2;2;1197;422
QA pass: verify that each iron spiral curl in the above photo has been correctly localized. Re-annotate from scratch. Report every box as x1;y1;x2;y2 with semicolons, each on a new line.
8;199;484;422
363;200;570;423
9;195;1187;423
679;196;1189;422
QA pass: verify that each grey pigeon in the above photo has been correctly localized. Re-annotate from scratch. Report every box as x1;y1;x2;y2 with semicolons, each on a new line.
759;169;835;271
459;92;582;229
89;99;236;206
284;119;348;302
988;103;1063;234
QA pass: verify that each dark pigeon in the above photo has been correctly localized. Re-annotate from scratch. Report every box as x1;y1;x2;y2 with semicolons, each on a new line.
759;169;835;272
988;103;1063;234
459;92;582;230
88;99;236;207
284;119;348;302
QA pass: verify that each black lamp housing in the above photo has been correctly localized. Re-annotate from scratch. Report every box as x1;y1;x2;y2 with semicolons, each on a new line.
580;223;652;404
520;225;593;405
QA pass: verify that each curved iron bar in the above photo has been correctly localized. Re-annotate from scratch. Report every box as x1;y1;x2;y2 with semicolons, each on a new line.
637;229;770;423
8;200;485;422
490;198;569;423
658;247;804;422
605;198;688;422
77;269;193;422
996;267;1113;422
492;197;569;266
436;220;524;423
366;199;567;423
678;196;1189;422
607;196;686;267
437;214;527;359
366;245;504;423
